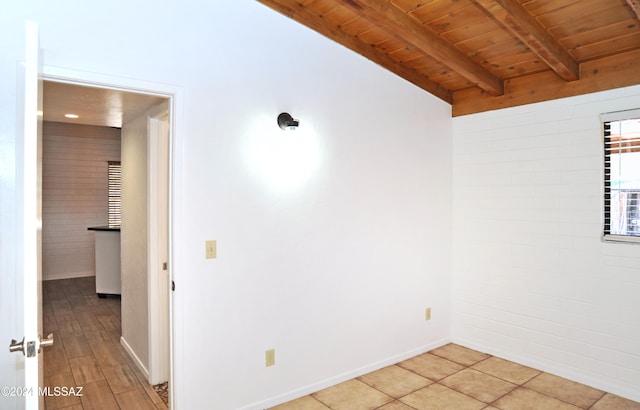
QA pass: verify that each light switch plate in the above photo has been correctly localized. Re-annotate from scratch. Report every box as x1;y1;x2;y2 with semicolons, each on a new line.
425;307;432;321
265;349;275;367
206;240;217;259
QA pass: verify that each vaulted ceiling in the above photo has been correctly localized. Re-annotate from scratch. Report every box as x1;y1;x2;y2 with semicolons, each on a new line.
258;0;640;116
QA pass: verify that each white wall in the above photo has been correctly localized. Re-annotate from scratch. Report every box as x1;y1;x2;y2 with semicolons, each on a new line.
120;110;150;374
42;121;121;281
0;2;451;408
120;101;169;380
172;6;453;408
452;85;640;402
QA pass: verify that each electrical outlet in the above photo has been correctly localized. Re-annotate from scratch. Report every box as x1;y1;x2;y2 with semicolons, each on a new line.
265;349;275;367
425;307;432;321
206;240;217;259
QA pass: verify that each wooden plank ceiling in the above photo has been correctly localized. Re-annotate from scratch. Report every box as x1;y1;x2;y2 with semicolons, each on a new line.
257;0;640;116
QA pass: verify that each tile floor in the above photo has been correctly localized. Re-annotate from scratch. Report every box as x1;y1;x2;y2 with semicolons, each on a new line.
42;276;167;409
270;343;640;410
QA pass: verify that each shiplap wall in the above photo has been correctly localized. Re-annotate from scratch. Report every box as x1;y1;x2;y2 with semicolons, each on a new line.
42;121;121;281
452;85;640;402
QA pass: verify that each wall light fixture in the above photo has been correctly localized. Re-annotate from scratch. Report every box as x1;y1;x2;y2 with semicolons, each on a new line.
277;112;299;130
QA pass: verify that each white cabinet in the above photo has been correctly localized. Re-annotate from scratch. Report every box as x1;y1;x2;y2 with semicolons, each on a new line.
88;227;121;296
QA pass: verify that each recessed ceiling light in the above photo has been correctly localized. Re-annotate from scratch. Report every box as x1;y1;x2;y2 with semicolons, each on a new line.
65;113;79;119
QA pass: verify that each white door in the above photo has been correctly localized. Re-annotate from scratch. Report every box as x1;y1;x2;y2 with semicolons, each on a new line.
10;20;47;409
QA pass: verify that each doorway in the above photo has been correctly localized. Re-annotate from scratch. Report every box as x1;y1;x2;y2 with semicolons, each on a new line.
40;78;173;401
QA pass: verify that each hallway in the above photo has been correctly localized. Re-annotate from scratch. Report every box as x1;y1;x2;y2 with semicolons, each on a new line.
42;277;167;409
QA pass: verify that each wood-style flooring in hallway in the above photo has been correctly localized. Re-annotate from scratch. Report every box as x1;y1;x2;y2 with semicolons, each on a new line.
42;276;167;409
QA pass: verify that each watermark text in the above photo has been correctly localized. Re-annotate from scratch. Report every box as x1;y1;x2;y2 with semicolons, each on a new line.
0;386;83;397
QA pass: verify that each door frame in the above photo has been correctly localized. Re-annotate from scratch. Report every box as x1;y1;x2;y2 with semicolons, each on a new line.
40;65;183;409
148;111;170;384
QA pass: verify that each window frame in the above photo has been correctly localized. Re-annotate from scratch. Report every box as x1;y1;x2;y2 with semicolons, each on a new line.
601;108;640;244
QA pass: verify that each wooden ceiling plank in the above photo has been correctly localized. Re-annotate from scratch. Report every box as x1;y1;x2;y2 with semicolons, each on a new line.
565;32;640;61
339;16;373;36
300;0;335;15
432;5;500;40
408;0;468;26
256;0;453;103
320;4;357;26
535;0;619;32
426;4;496;37
627;0;640;19
392;0;429;14
557;19;640;51
340;0;505;96
482;52;547;75
521;0;582;17
388;46;424;63
453;48;640;116
455;27;532;62
471;0;579;81
356;26;395;46
547;5;635;40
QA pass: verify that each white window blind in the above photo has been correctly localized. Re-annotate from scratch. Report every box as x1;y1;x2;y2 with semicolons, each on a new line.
603;110;640;241
108;161;121;228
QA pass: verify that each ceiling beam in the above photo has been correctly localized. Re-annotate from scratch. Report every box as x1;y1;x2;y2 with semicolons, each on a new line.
471;0;579;81
627;0;640;19
257;0;453;103
340;0;504;96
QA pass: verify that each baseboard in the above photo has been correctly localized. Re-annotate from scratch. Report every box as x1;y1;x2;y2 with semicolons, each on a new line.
244;337;451;410
452;337;640;404
43;271;95;281
120;336;150;382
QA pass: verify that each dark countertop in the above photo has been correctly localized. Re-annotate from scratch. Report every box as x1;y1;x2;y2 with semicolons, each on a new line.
87;226;121;232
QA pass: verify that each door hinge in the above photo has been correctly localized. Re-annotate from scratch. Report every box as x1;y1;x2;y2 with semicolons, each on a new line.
162;262;168;270
171;280;175;291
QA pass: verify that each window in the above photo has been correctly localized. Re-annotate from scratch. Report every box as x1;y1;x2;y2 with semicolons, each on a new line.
603;109;640;242
108;161;121;227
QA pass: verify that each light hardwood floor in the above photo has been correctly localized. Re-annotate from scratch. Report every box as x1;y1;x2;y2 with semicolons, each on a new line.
43;276;167;410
